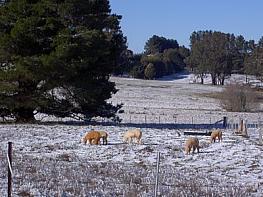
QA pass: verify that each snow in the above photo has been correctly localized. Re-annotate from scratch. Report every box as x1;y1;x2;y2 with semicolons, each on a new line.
0;73;263;196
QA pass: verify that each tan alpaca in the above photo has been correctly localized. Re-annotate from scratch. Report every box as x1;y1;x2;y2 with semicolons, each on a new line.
210;129;222;143
81;131;101;145
185;137;199;154
123;128;142;144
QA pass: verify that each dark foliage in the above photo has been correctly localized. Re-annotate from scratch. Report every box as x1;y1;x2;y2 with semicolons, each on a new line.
0;0;126;122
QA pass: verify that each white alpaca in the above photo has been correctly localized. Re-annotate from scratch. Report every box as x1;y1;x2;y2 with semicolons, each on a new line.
123;128;142;144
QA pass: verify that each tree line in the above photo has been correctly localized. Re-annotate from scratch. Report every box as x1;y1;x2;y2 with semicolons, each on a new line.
114;35;190;80
117;31;263;85
186;30;263;85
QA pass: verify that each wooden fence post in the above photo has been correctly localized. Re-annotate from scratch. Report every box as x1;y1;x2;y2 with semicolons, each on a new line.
241;119;248;137
223;116;227;128
258;120;263;145
259;128;263;145
7;142;12;197
154;152;161;197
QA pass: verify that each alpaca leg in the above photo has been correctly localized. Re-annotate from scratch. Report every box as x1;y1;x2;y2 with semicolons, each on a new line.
94;138;99;145
193;147;196;154
88;139;92;145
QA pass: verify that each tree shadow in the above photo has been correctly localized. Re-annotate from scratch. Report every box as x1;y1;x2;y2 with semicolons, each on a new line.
157;71;190;81
40;120;225;130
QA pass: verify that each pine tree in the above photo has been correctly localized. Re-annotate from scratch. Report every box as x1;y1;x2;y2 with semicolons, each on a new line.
0;0;126;122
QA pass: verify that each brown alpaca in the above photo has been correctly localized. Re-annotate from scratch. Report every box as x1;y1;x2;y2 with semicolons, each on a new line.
98;131;108;145
210;129;223;143
81;131;101;145
185;137;199;154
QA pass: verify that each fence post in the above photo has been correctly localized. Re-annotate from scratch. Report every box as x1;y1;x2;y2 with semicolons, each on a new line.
242;119;248;137
154;152;161;197
223;116;227;129
7;142;12;197
258;120;263;145
259;128;263;145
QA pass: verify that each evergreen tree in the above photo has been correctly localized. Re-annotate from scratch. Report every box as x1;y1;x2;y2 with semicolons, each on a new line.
244;47;263;81
162;48;185;73
0;0;126;122
144;35;179;55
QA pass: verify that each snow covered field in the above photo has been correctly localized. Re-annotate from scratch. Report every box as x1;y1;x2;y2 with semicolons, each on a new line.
0;73;263;196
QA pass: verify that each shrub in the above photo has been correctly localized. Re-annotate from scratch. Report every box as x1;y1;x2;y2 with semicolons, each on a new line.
144;63;156;79
219;83;258;112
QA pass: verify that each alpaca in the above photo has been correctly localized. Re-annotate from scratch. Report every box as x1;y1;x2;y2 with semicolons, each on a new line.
81;131;101;145
185;137;199;154
123;128;142;144
98;131;108;145
210;129;223;143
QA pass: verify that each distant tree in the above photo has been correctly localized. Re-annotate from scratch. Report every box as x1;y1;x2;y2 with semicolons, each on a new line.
112;49;133;76
141;54;165;78
128;36;189;80
144;63;156;79
244;46;263;81
144;35;179;55
162;48;185;74
258;36;263;48
129;53;144;78
188;31;233;85
0;0;125;122
178;45;191;59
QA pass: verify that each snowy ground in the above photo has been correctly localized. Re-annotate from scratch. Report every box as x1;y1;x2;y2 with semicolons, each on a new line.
0;73;263;196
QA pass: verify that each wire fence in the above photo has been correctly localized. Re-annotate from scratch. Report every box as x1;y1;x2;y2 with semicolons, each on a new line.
1;118;263;196
1;148;261;197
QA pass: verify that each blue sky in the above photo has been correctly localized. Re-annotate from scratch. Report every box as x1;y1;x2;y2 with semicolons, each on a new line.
110;0;263;53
